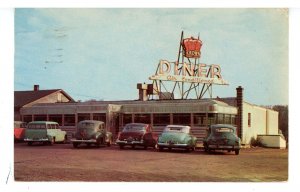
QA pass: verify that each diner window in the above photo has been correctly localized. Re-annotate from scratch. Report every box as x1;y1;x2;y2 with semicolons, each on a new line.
34;115;47;121
173;113;191;126
208;114;217;125
193;113;206;126
123;114;133;125
153;113;170;126
93;113;106;123
248;113;251;127
231;115;236;125
23;115;32;123
49;114;63;126
134;114;151;124
217;114;224;124
224;114;231;124
64;114;75;126
78;113;91;122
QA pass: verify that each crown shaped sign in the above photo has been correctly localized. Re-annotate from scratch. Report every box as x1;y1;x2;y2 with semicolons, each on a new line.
182;37;203;58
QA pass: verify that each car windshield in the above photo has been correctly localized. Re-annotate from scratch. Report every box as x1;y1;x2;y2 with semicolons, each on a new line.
78;122;96;130
14;122;27;128
213;127;234;135
123;124;146;132
164;126;189;134
27;124;46;129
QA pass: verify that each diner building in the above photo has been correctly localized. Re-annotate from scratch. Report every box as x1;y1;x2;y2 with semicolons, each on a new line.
17;86;284;147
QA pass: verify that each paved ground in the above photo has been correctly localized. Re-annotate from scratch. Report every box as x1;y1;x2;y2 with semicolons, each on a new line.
14;142;288;182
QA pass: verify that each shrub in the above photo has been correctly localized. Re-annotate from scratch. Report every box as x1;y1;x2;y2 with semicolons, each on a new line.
250;137;264;147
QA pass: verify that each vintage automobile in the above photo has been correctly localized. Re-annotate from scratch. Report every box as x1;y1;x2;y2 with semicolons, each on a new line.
203;124;241;155
24;121;67;146
14;121;27;142
71;120;113;148
116;123;158;149
157;125;197;152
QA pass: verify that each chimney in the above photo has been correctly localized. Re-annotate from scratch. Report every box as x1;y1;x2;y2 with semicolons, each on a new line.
34;85;39;91
137;83;148;101
236;86;243;139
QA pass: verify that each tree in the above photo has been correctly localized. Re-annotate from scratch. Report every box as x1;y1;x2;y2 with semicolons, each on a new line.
272;105;288;142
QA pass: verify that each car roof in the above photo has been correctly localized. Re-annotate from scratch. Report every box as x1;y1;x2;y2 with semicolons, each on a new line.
166;125;191;129
78;120;105;124
210;124;236;129
125;123;148;126
28;121;58;124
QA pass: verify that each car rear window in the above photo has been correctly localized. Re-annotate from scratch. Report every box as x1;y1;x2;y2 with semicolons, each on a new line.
78;122;95;129
27;124;46;129
215;128;234;133
164;126;189;133
123;124;146;132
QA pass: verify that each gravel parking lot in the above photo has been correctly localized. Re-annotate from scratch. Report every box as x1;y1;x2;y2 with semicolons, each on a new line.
14;142;288;182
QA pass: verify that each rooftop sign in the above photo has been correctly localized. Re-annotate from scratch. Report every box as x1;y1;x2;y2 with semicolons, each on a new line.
149;60;228;85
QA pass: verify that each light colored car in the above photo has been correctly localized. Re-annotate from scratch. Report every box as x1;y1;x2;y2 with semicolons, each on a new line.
203;124;241;155
71;120;113;148
24;121;67;146
157;125;197;152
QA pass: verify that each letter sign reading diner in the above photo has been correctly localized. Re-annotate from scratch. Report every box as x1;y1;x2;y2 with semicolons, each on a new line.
149;60;228;85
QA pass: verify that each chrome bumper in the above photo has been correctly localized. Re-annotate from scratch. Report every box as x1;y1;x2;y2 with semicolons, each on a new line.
71;139;97;143
158;143;188;147
24;138;49;142
208;145;240;149
116;140;144;145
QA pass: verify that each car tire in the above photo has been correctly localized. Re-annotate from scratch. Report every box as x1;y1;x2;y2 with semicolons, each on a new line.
159;147;164;152
96;138;103;147
131;145;135;149
63;135;68;144
207;148;211;153
235;149;240;155
107;138;112;147
144;145;148;150
27;141;32;146
49;138;55;145
119;145;124;149
73;142;79;148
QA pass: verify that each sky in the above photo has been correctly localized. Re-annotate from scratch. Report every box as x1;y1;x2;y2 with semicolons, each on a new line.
14;8;289;105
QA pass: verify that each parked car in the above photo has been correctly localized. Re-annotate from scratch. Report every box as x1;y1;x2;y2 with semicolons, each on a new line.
71;120;113;148
203;124;241;155
14;121;27;142
157;125;197;152
116;123;158;149
24;121;67;146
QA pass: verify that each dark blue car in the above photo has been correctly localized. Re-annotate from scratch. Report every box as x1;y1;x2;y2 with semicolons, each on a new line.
203;124;241;155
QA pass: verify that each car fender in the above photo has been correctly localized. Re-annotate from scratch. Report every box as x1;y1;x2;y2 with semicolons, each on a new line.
47;134;54;141
105;132;113;142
